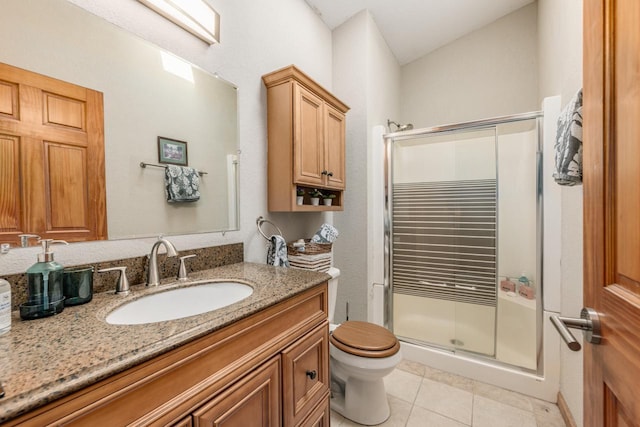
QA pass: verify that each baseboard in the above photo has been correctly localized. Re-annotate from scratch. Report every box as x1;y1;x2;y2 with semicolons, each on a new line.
557;392;578;427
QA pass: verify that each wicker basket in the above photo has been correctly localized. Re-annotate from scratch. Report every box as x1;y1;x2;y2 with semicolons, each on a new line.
287;240;332;255
287;240;332;272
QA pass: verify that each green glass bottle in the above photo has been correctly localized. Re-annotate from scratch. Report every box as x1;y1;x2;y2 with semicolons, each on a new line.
21;239;67;320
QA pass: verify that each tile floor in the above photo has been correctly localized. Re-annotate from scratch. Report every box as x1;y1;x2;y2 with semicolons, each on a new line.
330;360;567;427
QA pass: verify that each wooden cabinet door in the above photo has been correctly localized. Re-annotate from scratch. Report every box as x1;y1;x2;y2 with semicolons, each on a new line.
173;417;193;427
324;104;346;190
293;84;324;187
263;66;349;211
282;324;329;426
298;396;330;427
192;357;281;427
583;0;640;425
0;62;106;244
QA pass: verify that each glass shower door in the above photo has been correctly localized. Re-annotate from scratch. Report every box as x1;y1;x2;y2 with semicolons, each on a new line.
391;128;498;357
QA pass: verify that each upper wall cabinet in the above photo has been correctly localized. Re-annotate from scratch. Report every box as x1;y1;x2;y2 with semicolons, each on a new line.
263;65;349;212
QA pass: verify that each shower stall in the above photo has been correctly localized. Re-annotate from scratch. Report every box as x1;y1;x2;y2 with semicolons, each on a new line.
384;112;544;373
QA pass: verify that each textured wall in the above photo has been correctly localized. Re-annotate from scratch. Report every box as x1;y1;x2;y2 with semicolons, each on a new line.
331;11;370;322
332;11;400;323
538;0;584;425
0;0;333;275
1;8;586;420
0;0;239;239
364;17;402;322
400;3;539;127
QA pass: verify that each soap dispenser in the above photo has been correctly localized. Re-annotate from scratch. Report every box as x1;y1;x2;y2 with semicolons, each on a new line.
20;239;68;320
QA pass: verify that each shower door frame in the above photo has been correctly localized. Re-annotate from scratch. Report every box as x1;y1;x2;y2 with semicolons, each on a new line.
383;111;545;372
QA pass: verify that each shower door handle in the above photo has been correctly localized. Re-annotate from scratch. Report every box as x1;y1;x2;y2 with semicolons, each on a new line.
550;307;602;351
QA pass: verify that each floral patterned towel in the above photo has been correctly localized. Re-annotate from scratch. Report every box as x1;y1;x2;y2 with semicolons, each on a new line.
310;223;339;243
267;235;290;267
553;89;583;185
165;165;200;202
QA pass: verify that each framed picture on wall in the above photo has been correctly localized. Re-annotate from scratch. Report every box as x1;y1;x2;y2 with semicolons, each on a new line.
158;136;188;166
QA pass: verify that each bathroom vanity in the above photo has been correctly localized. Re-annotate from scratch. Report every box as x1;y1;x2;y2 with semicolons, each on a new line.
0;263;330;426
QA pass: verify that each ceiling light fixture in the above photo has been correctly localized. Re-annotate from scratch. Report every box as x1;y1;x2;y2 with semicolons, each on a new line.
137;0;220;45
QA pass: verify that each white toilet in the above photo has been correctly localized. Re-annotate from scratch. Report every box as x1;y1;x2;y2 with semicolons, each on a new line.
327;267;402;425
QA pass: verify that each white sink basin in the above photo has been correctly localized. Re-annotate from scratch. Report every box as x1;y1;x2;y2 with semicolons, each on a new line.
105;282;253;325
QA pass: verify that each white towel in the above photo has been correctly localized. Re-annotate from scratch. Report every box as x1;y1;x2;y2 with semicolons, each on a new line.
553;90;583;186
165;165;201;202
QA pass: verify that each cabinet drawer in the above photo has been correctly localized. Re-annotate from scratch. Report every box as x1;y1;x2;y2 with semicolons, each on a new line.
282;324;329;426
192;357;281;426
297;394;330;427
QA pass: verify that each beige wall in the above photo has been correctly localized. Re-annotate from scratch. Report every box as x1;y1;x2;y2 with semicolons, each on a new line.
0;0;333;274
0;4;586;421
331;2;541;334
392;1;585;420
69;0;334;262
389;1;586;414
400;3;539;128
332;10;401;323
538;1;584;425
0;0;240;239
331;2;542;332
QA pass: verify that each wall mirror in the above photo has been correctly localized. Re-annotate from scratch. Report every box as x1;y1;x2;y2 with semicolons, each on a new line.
0;0;239;243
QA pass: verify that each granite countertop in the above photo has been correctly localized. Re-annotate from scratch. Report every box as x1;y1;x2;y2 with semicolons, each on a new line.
0;262;329;423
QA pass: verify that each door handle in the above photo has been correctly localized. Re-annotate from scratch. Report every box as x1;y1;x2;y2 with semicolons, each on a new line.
550;307;602;351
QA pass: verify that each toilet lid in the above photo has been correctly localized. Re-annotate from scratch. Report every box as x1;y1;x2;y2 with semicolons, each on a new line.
330;321;400;358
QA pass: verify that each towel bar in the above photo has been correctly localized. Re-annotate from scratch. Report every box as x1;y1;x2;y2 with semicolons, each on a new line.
140;161;208;176
256;216;284;241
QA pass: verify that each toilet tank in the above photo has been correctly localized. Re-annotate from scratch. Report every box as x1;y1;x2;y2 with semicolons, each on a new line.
327;267;340;323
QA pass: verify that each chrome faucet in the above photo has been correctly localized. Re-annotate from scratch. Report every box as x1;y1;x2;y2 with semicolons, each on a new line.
147;238;178;286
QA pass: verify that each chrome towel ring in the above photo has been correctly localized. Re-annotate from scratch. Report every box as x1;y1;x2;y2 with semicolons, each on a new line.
256;216;284;241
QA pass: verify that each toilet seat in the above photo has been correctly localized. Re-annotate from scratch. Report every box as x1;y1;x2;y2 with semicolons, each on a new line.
330;321;400;358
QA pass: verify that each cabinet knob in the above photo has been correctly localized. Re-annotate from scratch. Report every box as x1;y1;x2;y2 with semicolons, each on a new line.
306;370;317;380
321;170;328;175
327;172;334;177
